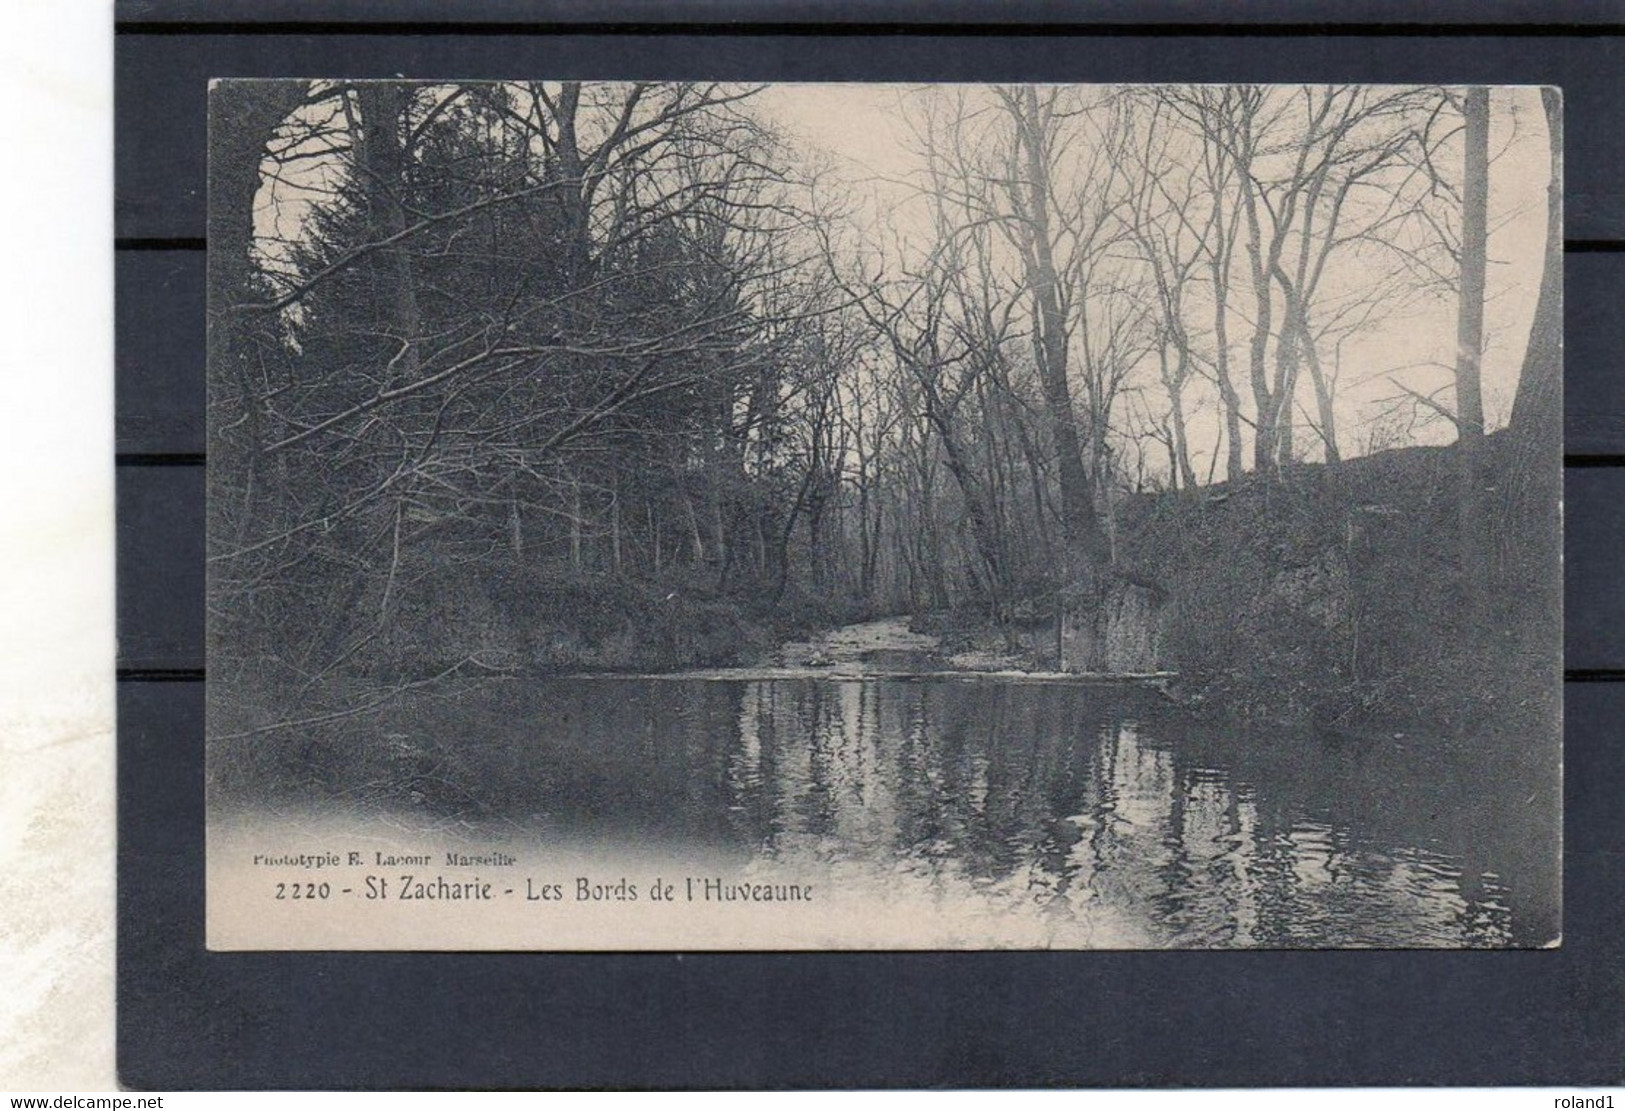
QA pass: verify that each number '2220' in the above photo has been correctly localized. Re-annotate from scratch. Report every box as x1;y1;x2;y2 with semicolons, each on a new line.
275;881;331;900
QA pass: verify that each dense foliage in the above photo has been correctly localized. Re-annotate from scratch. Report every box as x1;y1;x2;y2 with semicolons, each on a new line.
208;81;1559;727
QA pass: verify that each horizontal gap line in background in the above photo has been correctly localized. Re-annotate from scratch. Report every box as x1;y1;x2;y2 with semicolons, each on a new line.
112;20;1625;38
109;238;1616;256
111;453;1618;469
116;237;206;252
111;238;1615;253
117;669;205;683
107;668;1625;683
116;453;206;467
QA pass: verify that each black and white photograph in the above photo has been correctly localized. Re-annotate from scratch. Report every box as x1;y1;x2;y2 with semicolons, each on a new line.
204;80;1562;951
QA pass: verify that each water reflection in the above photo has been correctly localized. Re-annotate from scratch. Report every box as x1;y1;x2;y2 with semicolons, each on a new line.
234;674;1556;948
703;677;1547;947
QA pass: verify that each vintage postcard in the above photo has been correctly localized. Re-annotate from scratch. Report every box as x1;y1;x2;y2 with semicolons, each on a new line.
205;81;1561;950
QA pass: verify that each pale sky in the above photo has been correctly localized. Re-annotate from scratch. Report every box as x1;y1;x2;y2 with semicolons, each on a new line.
755;83;1555;473
257;82;1556;477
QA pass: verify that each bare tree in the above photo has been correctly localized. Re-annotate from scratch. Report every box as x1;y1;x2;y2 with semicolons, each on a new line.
1508;88;1561;447
1454;87;1491;446
1453;86;1492;621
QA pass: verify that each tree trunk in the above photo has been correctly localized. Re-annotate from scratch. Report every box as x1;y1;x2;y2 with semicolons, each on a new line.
1500;89;1563;623
208;82;307;312
1508;88;1562;446
1210;277;1246;482
1240;165;1279;474
1012;88;1109;669
1161;343;1198;491
1305;336;1340;464
1272;291;1304;470
352;84;428;638
1456;86;1491;627
355;84;424;382
1456;87;1490;444
552;81;593;281
927;407;1012;635
207;82;308;536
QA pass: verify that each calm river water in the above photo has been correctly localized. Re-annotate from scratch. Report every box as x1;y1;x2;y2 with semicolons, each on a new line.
253;673;1558;949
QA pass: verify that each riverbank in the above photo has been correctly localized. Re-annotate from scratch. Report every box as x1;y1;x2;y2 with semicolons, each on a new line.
340;565;871;679
917;433;1560;742
1143;435;1557;739
590;615;1174;685
215;433;1556;748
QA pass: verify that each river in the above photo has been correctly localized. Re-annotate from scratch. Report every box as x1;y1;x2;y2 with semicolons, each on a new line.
209;621;1560;949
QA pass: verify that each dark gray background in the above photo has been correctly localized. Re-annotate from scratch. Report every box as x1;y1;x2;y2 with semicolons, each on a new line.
115;3;1625;1088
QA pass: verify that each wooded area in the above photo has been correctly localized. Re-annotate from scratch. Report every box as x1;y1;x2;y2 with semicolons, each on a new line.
207;81;1561;729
